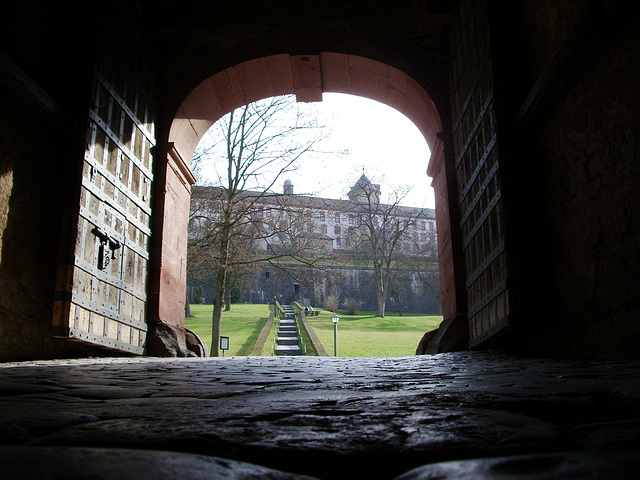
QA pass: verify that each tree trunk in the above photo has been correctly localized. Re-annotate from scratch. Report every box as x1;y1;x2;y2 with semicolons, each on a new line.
211;266;226;357
375;267;387;317
376;295;386;317
376;277;387;317
211;222;231;356
224;275;231;311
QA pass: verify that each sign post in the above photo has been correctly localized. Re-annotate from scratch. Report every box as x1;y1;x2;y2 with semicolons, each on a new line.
331;315;340;356
220;336;229;357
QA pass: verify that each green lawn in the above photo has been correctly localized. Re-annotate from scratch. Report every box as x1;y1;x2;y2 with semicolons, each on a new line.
185;304;271;356
306;310;443;357
185;303;442;357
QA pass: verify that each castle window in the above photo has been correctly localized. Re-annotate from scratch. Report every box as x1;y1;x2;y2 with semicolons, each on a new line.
349;215;355;225
336;237;341;247
321;224;327;234
334;226;341;235
319;211;325;221
335;212;340;223
429;222;434;231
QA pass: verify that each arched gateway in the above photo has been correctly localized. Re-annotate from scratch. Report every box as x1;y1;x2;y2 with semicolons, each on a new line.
161;53;468;355
45;2;509;357
3;0;638;361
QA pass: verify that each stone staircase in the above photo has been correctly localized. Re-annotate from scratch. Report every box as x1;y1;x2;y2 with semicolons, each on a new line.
274;305;302;356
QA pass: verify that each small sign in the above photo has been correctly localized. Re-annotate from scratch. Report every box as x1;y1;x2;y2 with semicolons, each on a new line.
220;336;230;355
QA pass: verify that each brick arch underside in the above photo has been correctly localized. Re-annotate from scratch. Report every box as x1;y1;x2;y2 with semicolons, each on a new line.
165;52;459;345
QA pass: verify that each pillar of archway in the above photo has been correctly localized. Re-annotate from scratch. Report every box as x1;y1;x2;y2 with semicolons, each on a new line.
150;52;466;355
146;141;198;356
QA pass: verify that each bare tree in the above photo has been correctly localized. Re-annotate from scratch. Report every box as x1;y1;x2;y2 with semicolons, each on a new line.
190;95;326;356
345;175;431;317
188;190;260;310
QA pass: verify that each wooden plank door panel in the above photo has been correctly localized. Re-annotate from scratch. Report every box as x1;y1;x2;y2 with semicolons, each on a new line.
449;0;510;346
54;9;156;354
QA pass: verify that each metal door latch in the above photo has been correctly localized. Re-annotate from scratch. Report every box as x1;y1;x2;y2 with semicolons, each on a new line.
92;227;121;270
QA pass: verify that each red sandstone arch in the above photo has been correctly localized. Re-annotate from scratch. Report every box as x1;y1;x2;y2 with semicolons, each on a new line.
169;53;442;163
160;53;459;348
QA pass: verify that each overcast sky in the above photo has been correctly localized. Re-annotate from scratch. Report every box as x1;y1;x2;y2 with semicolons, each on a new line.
196;92;435;208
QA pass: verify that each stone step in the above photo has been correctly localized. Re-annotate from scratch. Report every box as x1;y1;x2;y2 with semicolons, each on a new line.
275;307;302;356
274;343;301;350
275;345;302;356
278;331;297;337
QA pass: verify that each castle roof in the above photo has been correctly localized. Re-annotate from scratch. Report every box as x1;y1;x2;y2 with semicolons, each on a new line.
353;174;371;189
191;185;435;220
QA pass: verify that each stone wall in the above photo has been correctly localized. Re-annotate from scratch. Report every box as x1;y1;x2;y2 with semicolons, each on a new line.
0;86;95;361
188;263;441;315
0;4;104;361
497;1;640;357
147;147;196;356
536;9;640;357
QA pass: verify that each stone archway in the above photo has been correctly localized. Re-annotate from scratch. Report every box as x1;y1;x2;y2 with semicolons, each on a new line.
169;53;442;162
153;52;464;354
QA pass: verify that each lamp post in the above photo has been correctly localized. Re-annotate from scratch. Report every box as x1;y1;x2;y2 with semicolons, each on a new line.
331;314;340;356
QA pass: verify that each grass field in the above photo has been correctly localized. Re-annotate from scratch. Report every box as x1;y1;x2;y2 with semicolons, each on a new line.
306;310;443;357
185;304;443;357
185;304;271;356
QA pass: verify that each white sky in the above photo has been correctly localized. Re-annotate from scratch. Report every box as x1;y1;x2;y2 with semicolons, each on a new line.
196;92;435;208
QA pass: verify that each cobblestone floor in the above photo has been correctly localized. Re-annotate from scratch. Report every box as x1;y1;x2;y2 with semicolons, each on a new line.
1;351;640;479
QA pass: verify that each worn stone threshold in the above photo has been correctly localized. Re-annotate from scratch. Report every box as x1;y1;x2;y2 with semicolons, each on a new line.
1;352;639;479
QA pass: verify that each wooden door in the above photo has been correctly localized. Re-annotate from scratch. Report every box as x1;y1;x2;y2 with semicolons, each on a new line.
449;0;510;347
53;8;156;354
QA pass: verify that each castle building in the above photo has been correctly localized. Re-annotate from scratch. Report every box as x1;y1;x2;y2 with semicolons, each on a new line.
190;175;436;255
188;175;438;311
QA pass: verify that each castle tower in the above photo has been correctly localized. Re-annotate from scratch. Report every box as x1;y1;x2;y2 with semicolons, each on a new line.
347;174;380;203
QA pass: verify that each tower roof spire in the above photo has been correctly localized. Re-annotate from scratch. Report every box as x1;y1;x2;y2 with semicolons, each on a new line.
348;173;380;202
